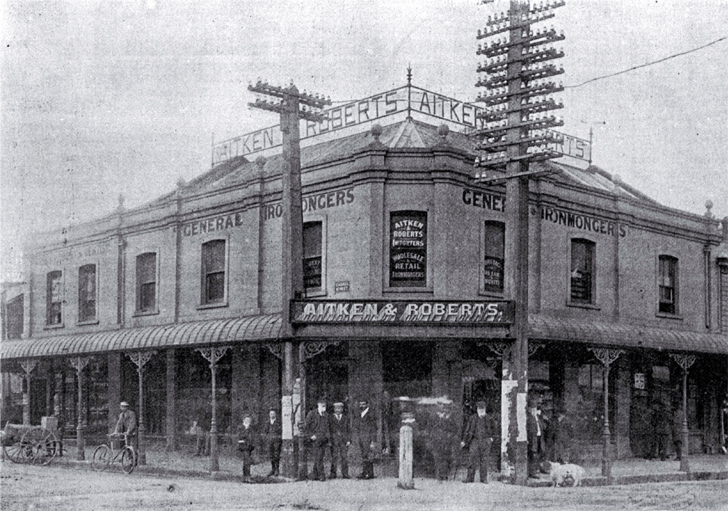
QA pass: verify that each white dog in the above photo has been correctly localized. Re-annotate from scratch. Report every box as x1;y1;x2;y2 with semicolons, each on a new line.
549;461;585;487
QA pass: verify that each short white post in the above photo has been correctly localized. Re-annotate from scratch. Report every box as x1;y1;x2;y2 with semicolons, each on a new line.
398;413;415;490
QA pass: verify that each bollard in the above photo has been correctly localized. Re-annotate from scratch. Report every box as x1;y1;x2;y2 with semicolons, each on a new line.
398;413;415;490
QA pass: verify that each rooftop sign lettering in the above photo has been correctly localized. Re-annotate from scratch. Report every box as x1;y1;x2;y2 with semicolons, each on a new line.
212;84;592;168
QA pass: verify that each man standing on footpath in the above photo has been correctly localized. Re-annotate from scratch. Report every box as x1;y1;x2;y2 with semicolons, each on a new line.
527;395;545;478
305;398;330;481
264;409;282;476
461;401;494;483
356;398;377;479
237;415;257;483
329;402;351;479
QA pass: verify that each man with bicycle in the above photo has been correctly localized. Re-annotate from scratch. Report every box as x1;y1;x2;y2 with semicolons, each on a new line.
113;401;137;461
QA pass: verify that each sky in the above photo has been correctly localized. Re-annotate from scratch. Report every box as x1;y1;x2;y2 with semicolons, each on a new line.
1;0;727;280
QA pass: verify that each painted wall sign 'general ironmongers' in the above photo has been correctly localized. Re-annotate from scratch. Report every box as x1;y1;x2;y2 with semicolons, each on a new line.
540;206;627;237
212;84;592;166
462;188;506;212
291;300;514;325
264;188;355;221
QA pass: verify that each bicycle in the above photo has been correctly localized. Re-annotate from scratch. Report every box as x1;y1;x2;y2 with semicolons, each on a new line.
92;433;137;474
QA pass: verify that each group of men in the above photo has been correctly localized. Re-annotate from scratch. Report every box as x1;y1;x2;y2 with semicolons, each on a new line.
237;398;377;482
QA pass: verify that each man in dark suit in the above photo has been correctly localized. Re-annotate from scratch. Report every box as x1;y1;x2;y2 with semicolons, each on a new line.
329;402;351;479
237;415;256;482
461;401;494;483
304;398;330;481
527;395;545;478
264;409;282;476
356;399;377;479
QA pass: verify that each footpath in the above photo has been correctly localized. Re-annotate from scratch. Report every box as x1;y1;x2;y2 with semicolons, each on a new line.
37;443;728;488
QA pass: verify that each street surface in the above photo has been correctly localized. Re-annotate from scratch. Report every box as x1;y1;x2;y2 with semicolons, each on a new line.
2;462;728;511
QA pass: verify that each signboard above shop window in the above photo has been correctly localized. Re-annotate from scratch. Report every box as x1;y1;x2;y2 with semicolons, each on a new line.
389;211;427;288
290;299;513;325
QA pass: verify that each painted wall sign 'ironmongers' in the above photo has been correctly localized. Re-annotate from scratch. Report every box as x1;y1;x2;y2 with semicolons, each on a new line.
290;300;514;325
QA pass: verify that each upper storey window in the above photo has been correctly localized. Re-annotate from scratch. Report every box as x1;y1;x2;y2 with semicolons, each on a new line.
658;255;678;315
78;264;97;322
46;270;63;325
136;252;157;313
201;240;226;304
303;221;323;292
389;211;427;288
482;221;505;294
570;239;595;304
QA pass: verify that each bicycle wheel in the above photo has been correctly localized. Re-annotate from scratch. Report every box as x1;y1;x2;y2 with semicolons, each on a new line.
92;445;112;472
120;446;136;474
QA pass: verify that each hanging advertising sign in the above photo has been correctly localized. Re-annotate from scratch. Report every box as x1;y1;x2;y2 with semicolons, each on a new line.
483;256;504;293
390;211;427;287
290;299;514;325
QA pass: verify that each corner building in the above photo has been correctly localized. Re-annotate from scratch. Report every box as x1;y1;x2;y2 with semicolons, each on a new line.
3;83;727;474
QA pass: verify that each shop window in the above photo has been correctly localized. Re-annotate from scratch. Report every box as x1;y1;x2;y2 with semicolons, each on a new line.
78;264;97;322
46;270;63;325
136;252;157;313
579;363;616;435
201;240;226;304
658;255;678;314
303;221;323;292
570;238;595;304
482;221;505;293
389;210;427;288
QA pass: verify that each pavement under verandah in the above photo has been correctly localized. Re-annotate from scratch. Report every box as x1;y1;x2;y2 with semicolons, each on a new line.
24;440;728;487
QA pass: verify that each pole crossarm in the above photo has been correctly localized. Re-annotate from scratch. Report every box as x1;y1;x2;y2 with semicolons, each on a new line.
69;356;92;373
19;359;38;376
588;347;624;368
126;350;157;373
670;353;697;372
196;346;230;368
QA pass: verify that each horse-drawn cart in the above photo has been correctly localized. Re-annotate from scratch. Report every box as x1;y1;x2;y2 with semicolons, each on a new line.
1;417;60;466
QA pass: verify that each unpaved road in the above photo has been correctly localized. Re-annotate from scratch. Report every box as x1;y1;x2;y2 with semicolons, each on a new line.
1;462;727;510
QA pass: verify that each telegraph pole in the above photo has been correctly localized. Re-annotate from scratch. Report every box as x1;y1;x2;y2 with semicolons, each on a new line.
473;0;565;485
248;80;330;479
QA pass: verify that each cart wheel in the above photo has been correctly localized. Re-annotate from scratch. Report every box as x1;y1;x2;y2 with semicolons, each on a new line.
92;445;112;472
120;446;136;474
3;438;28;464
21;428;59;466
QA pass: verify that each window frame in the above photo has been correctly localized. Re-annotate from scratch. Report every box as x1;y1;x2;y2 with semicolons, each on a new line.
200;238;229;308
77;263;98;324
302;217;327;297
386;209;431;291
46;270;64;328
568;238;597;306
135;251;159;315
480;220;505;295
657;254;679;316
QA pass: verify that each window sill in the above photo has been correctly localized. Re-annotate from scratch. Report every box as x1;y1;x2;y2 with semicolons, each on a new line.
304;289;327;298
133;310;160;317
43;323;65;330
566;301;600;310
384;287;433;294
197;302;229;310
656;312;683;321
76;319;99;326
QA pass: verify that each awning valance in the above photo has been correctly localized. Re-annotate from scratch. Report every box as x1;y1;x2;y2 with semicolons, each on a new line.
529;315;728;355
0;314;283;360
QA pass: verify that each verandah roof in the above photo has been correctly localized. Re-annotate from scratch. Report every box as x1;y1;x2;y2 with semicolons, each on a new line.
0;314;282;361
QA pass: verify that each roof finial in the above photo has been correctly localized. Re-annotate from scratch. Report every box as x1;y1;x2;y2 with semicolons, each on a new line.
407;65;412;86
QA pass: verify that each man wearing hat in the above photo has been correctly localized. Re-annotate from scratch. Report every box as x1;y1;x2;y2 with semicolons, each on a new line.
355;399;377;479
304;398;330;481
527;395;545;478
328;402;351;479
461;401;494;483
113;401;137;454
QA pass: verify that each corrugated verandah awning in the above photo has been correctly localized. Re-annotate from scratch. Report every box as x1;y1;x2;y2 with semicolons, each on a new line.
529;315;728;355
0;314;283;361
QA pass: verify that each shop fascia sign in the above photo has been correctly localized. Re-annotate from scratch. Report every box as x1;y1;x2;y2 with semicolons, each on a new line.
290;299;513;325
212;83;590;166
